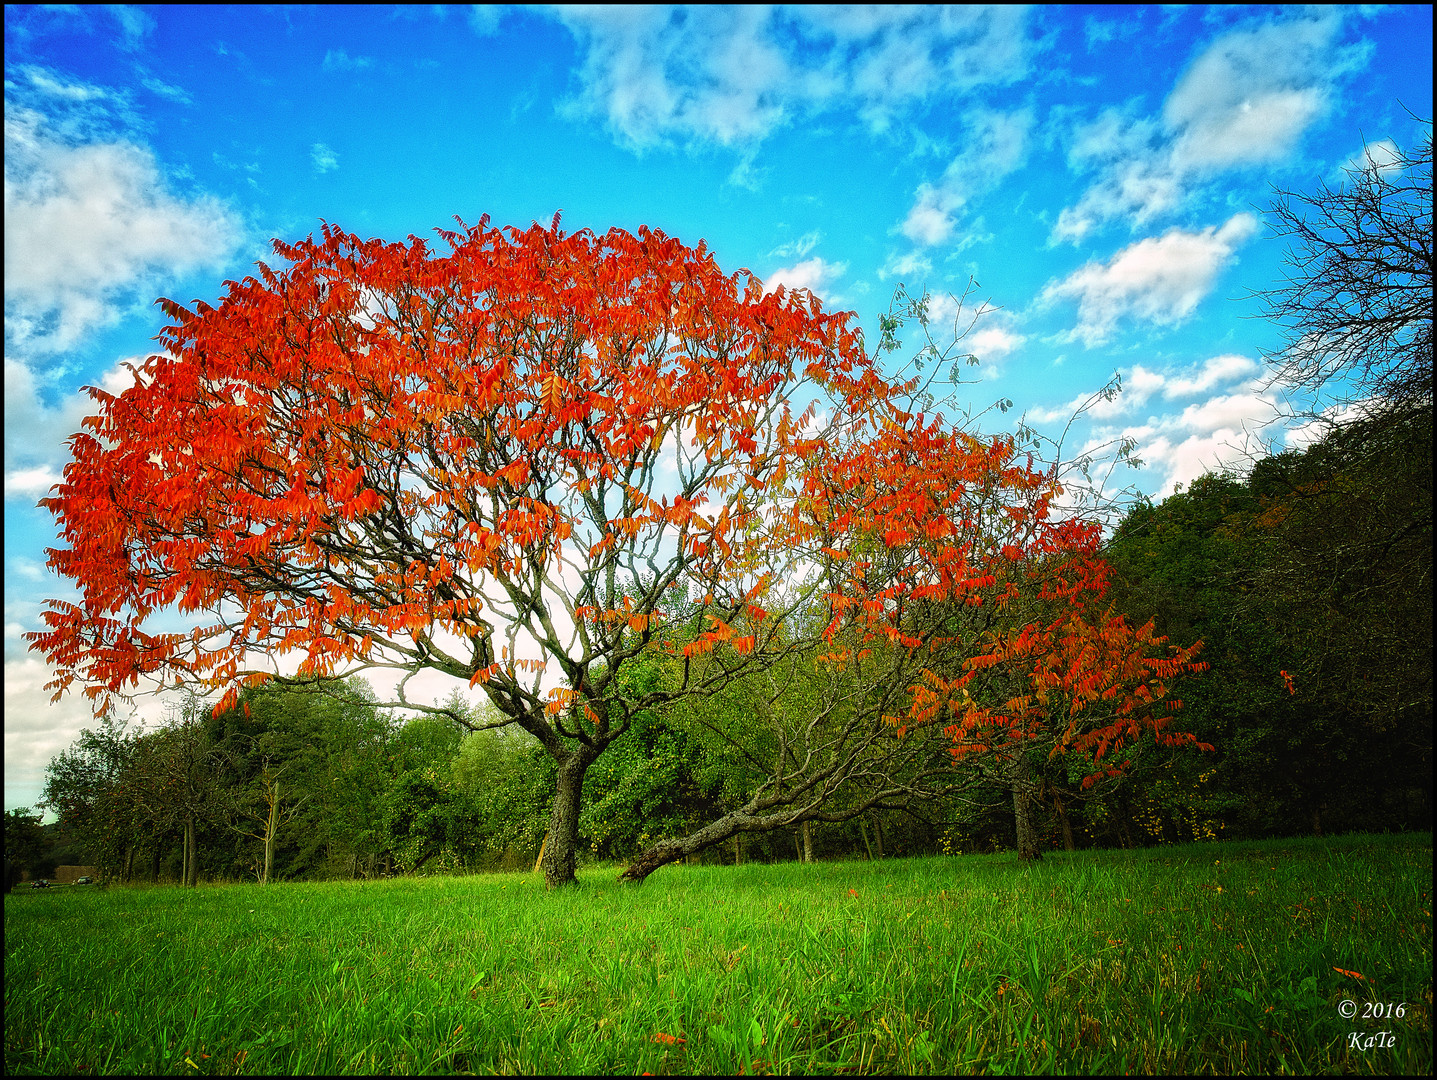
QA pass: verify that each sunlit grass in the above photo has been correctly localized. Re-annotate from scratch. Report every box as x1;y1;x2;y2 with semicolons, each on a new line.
5;832;1431;1074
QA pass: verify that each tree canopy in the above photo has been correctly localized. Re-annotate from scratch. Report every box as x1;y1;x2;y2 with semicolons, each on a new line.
29;215;1213;884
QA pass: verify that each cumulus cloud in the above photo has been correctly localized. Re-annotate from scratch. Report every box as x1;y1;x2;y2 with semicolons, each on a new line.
1030;354;1279;499
4;655;104;812
1052;10;1369;243
1131;388;1281;496
1333;138;1403;183
1161;353;1260;397
4;465;64;500
4;357;148;499
548;6;1034;152
4;90;240;354
1041;214;1257;345
763;256;849;305
899;108;1032;248
1027;354;1263;427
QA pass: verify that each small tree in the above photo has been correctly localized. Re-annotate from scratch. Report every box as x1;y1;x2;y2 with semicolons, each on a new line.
227;757;307;885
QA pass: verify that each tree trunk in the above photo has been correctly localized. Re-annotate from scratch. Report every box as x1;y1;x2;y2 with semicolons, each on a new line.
871;814;884;859
1011;753;1042;863
859;817;874;861
123;844;136;884
540;747;597;889
1051;786;1076;852
184;813;198;887
619;811;760;884
262;780;278;886
801;819;814;864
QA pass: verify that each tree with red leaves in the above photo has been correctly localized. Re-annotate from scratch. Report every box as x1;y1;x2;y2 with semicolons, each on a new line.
29;215;1209;885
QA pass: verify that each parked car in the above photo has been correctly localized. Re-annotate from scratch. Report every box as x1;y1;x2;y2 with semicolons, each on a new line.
75;876;94;885
30;879;51;889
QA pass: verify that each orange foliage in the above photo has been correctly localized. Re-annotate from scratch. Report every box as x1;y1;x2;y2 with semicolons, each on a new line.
26;212;1210;789
26;215;877;719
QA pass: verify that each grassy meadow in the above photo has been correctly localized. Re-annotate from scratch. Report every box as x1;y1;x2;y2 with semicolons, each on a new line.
4;832;1431;1075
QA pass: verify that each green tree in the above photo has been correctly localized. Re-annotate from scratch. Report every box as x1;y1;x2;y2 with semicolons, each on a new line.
1106;408;1432;838
4;808;51;889
210;677;399;881
40;716;141;880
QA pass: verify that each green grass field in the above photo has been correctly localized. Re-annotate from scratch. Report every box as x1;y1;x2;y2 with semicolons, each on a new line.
4;832;1431;1075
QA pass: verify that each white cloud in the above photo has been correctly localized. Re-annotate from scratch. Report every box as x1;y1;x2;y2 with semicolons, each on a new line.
768;231;821;260
549;6;1034;151
1049;373;1285;500
4;102;240;354
18;66;122;104
901;184;958;247
9;559;46;583
763;256;849;305
1333;138;1402;183
1164;14;1345;172
1026;354;1262;427
900;108;1032;247
107;5;156;51
1041;214;1257;345
966;325;1025;363
3;465;63;500
1132;388;1280;496
1161;353;1260;398
311;142;339;173
878;249;934;282
140;75;192;104
1050;109;1181;243
1282;398;1375;450
3;654;121;813
321;49;373;73
1052;11;1369;243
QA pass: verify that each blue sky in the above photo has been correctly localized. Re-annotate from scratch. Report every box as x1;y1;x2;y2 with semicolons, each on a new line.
5;4;1432;813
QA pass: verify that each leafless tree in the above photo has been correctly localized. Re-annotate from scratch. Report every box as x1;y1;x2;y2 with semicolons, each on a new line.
1257;117;1432;419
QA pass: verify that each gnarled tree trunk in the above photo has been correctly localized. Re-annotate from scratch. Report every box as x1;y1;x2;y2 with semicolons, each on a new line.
540;744;598;889
620;811;763;884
